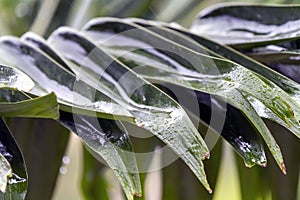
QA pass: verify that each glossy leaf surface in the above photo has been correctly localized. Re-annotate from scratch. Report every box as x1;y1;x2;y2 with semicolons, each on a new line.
158;84;266;168
0;119;27;200
0;153;12;193
80;18;293;169
0;65;59;119
0;90;58;119
48;27;211;191
190;3;300;49
146;18;300;142
244;44;300;83
0;36;134;122
0;34;141;199
59;111;141;200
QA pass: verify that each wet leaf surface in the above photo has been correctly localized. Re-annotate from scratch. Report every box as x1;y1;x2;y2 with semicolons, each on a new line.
59;111;141;200
141;18;300;142
80;18;293;169
190;3;300;49
0;36;134;122
0;119;27;200
48;27;211;191
0;11;299;198
0;65;59;119
0;34;141;199
0;153;12;193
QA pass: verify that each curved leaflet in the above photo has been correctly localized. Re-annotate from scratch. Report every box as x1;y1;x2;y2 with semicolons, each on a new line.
0;119;27;200
81;18;291;170
47;27;212;192
0;35;141;199
190;3;300;49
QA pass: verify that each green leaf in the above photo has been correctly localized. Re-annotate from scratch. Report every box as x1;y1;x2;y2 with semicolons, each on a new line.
190;3;300;49
209;96;266;167
134;17;300;146
80;18;290;170
0;64;59;119
0;64;34;92
242;44;300;83
47;27;212;192
162;20;300;142
58;111;141;200
160;84;266;168
0;153;12;193
0;35;134;122
0;118;27;200
136;17;300;114
0;89;59;119
21;32;74;74
0;33;141;199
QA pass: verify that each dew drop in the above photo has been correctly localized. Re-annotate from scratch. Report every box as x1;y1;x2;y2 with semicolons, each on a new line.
62;156;70;164
59;166;67;175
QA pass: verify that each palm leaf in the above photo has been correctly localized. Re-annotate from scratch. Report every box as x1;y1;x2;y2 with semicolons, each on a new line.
58;111;141;199
47;27;212;192
0;152;12;193
0;35;142;199
80;18;294;170
0;64;59;119
143;17;300;142
240;44;300;83
190;3;300;49
0;36;134;122
0;118;27;200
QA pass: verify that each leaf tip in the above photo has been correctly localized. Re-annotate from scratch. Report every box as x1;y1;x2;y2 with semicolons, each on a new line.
135;193;142;198
259;161;267;168
205;152;210;159
281;162;287;175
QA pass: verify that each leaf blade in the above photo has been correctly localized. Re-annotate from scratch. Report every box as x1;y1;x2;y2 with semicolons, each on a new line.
48;27;212;192
0;64;59;119
58;111;141;199
0;36;134;122
190;3;300;49
0;118;27;200
80;18;290;170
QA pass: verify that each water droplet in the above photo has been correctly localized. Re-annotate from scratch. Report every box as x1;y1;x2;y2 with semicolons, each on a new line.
59;166;67;175
8;173;26;184
62;156;70;164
